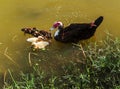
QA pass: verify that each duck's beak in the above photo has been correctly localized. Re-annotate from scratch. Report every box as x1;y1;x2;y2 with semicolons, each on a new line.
50;27;55;31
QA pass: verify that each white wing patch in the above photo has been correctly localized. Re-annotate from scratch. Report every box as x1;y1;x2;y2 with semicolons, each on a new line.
54;30;60;37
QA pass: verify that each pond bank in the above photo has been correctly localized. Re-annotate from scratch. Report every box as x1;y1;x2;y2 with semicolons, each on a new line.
3;35;120;89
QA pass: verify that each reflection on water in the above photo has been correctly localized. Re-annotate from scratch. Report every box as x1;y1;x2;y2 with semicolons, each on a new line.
0;0;120;73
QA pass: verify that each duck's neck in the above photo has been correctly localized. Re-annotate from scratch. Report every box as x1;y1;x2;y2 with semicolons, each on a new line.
54;29;60;37
54;26;64;37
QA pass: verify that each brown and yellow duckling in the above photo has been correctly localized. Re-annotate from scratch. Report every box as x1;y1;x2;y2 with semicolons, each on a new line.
21;27;52;40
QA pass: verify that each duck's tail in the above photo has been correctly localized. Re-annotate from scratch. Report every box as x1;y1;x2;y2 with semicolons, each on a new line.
94;16;104;27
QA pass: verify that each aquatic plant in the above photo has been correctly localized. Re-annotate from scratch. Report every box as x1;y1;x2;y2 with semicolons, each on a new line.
4;35;120;89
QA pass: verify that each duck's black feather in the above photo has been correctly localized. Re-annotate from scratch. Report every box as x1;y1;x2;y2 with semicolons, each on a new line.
54;16;103;43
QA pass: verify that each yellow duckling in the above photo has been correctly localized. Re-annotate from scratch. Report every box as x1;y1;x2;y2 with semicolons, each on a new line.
27;36;50;50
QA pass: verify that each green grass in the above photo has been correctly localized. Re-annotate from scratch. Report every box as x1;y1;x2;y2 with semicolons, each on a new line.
4;35;120;89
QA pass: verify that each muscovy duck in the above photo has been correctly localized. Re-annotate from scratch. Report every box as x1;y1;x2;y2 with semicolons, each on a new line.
50;16;103;43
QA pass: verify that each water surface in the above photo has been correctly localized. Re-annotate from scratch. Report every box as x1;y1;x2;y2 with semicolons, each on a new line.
0;0;120;73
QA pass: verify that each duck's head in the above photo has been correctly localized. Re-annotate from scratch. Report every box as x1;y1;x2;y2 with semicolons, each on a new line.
50;21;63;31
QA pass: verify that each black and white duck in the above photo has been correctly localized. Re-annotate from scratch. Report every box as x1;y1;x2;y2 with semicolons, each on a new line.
50;16;103;43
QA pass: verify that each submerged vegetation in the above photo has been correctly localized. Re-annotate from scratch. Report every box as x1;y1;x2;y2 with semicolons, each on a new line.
4;35;120;89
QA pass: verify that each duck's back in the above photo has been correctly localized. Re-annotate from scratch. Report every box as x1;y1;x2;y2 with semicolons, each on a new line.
60;23;92;42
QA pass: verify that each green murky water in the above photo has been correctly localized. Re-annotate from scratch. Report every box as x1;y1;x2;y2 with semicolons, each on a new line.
0;0;120;73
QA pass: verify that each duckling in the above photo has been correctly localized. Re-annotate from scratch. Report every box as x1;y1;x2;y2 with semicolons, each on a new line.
26;37;38;43
31;41;49;49
21;27;52;40
26;36;50;50
21;27;37;35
